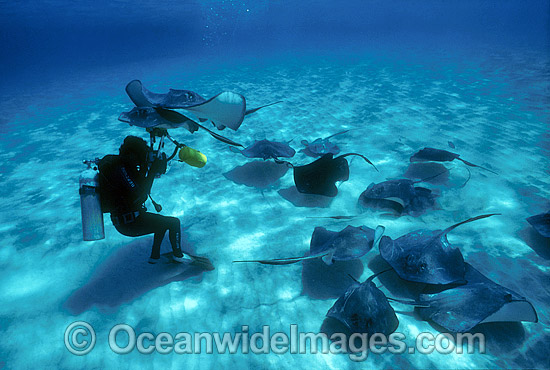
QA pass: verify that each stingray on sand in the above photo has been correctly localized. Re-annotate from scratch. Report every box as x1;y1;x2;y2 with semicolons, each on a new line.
416;263;538;332
230;139;296;160
326;271;400;335
278;153;377;198
234;225;384;265
300;130;349;157
223;161;289;189
379;214;499;285
411;147;498;175
357;179;437;216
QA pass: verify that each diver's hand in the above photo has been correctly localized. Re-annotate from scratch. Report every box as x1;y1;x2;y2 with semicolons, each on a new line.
150;153;167;176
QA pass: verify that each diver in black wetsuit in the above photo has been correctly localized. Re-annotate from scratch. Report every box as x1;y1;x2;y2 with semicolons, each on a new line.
98;135;189;264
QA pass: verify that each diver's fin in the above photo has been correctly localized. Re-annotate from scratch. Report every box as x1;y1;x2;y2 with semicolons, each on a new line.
245;101;283;115
185;92;246;131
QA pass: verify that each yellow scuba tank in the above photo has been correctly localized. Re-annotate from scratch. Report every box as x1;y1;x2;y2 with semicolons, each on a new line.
179;146;207;168
79;160;105;241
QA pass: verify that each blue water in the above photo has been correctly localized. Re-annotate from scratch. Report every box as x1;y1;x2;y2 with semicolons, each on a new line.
1;1;549;369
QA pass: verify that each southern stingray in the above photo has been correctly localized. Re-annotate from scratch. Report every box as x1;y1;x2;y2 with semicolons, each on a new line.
526;211;550;237
411;147;498;175
125;79;281;131
416;263;538;332
118;107;244;147
233;225;385;265
379;213;499;284
230;139;296;160
300;130;349;157
278;153;378;198
325;270;400;335
223;161;289;189
357;179;437;216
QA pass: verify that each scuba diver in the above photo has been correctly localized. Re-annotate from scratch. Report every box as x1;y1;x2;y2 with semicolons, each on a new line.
97;135;197;265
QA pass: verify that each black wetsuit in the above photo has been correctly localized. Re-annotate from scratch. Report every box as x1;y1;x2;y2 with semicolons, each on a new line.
98;154;182;259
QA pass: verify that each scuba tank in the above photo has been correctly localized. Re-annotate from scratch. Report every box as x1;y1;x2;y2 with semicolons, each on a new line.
179;146;207;168
79;160;105;241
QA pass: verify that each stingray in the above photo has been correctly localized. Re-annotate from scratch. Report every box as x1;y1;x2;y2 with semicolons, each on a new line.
416;263;538;332
230;139;296;160
379;214;499;284
526;211;550;238
357;179;437;216
411;147;498;175
223;161;289;189
279;153;377;197
326;271;399;335
234;225;385;265
118;107;243;147
125;79;281;131
300;130;349;157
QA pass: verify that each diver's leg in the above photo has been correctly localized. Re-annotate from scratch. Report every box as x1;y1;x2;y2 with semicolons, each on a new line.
114;213;168;262
166;216;193;263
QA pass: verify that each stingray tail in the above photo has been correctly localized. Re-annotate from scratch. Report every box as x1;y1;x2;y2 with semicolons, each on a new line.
440;213;501;236
325;129;351;140
232;253;326;265
459;167;472;188
387;297;430;307
412;168;450;184
339;153;378;172
366;267;394;283
245;101;283;115
196;121;244;147
274;159;294;168
457;158;498;175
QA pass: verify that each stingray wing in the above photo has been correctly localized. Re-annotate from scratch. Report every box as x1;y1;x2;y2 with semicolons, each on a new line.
126;80;246;131
417;263;538;332
126;79;206;108
379;229;466;284
118;107;199;133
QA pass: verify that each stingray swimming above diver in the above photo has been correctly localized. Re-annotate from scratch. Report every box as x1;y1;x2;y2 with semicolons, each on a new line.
379;214;499;285
233;225;385;265
411;147;498;175
230;139;296;160
118;106;244;147
276;152;378;197
300;130;350;157
124;79;282;131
